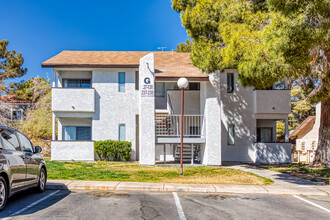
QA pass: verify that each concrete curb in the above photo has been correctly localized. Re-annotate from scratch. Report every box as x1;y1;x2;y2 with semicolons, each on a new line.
46;180;330;196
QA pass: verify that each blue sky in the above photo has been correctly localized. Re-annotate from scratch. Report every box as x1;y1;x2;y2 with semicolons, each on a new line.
2;0;188;83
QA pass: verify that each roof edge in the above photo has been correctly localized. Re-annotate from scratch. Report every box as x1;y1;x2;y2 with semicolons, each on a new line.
41;63;140;68
290;116;316;138
155;76;209;82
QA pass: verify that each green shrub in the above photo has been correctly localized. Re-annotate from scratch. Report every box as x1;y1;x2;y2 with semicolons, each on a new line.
121;141;132;161
94;140;132;161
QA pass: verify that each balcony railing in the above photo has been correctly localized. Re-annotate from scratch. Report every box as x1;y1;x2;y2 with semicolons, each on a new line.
156;114;205;138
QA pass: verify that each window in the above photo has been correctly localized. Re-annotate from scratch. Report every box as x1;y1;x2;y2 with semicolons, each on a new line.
301;142;306;151
0;129;21;151
63;79;91;88
155;82;165;97
63;126;91;141
227;73;234;93
118;72;125;92
135;71;139;90
257;128;273;143
228;124;235;145
189;83;200;90
119;124;126;141
17;132;33;153
81;79;91;88
311;141;316;150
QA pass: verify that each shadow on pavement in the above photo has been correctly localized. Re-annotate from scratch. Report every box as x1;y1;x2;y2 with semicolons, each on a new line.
0;187;70;218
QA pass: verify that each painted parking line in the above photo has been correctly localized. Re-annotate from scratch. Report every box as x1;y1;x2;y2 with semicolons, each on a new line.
293;195;330;214
2;190;61;220
173;192;186;220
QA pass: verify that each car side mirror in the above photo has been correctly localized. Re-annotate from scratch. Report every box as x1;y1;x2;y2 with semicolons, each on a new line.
34;146;42;153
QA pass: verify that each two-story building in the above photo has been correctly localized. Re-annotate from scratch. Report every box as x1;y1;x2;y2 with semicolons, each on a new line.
42;51;292;165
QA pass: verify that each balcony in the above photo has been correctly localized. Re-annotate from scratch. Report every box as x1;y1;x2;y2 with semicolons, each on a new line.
250;142;292;163
52;88;95;113
254;90;291;114
155;114;206;143
51;141;94;161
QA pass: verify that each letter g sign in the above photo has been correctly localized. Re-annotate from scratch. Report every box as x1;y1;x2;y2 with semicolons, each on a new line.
144;77;151;84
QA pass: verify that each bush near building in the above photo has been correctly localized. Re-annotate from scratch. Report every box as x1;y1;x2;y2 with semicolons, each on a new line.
94;140;132;161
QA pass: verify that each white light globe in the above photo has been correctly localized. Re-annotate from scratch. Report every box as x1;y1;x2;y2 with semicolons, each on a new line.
177;77;189;89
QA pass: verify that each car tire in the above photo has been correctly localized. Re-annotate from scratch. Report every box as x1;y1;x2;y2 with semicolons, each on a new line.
37;168;47;192
0;176;8;211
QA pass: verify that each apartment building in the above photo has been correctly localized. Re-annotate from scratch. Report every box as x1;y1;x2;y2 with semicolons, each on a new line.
42;51;292;165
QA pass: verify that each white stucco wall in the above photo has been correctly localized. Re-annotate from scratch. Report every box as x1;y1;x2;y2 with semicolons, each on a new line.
52;88;95;112
254;90;291;114
92;68;139;160
51;141;94;161
200;73;221;165
53;68;139;161
219;70;257;162
250;143;291;163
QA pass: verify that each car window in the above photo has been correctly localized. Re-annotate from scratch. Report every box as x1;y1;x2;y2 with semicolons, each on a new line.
17;132;34;153
0;129;21;151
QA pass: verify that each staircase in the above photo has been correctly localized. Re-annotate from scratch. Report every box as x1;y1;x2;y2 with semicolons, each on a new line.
175;145;194;163
155;113;175;136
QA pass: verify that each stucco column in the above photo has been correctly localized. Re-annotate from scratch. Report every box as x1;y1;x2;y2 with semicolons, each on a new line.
139;53;155;165
285;117;289;142
52;113;56;141
201;73;221;165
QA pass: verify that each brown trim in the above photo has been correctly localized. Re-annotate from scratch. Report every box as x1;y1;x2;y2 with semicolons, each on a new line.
155;77;209;82
52;87;95;89
52;140;95;142
41;63;139;68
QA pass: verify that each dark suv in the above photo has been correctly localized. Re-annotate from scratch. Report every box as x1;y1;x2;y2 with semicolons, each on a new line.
0;125;47;211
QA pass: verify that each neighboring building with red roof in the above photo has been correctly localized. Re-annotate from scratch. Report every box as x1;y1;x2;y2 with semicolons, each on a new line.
0;94;33;121
290;103;321;163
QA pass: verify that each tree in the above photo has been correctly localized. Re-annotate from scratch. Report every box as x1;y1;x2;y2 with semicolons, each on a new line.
20;91;51;140
172;0;330;166
276;84;314;138
18;90;52;156
7;77;51;102
176;39;193;52
0;40;27;123
0;40;27;93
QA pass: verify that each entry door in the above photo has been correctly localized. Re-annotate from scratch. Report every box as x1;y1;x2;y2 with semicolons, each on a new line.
0;129;27;189
17;132;39;183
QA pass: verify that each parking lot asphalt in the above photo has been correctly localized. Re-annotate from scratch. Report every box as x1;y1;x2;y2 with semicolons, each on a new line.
0;189;329;220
